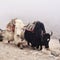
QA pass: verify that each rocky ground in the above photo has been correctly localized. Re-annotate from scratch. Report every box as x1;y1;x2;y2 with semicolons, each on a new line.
0;39;60;60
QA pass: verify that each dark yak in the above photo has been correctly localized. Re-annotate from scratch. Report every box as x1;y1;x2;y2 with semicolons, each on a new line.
24;21;52;50
0;29;3;41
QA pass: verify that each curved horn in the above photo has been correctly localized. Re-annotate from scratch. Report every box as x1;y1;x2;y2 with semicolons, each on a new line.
50;31;53;36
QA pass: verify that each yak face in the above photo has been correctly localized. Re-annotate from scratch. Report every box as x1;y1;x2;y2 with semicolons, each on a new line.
43;33;50;42
43;31;53;42
42;33;52;49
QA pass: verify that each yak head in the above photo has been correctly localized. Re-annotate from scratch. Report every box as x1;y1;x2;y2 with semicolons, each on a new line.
43;31;53;42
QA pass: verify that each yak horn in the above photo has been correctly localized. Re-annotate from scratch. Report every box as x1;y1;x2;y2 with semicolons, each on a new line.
50;31;53;36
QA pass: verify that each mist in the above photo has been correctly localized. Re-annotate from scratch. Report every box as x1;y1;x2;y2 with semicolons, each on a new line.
0;0;60;38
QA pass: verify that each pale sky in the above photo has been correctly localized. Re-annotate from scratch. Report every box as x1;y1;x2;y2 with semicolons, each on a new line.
0;0;60;38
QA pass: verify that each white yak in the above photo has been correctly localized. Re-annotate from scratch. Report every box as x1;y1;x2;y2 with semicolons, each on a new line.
3;19;15;43
3;18;25;48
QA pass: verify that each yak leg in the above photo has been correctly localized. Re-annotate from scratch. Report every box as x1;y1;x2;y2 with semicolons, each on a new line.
31;44;36;50
36;44;39;49
14;34;24;49
45;41;50;50
27;42;30;46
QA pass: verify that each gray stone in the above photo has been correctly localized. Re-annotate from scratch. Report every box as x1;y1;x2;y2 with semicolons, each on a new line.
51;51;59;57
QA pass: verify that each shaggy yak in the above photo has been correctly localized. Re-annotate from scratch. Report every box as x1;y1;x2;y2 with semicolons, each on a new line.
22;21;53;50
4;18;25;49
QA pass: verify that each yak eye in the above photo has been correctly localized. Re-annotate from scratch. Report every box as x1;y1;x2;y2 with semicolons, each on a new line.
47;39;50;41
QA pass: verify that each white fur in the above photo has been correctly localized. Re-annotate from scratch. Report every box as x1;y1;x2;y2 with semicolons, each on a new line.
3;30;14;42
3;18;25;46
14;19;25;44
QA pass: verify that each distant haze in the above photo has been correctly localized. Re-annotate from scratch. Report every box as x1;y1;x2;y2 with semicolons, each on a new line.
0;0;60;38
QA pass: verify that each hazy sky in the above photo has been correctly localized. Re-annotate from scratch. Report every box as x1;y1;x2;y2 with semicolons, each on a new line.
0;0;60;37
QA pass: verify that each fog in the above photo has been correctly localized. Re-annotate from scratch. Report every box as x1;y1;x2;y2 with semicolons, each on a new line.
0;0;60;38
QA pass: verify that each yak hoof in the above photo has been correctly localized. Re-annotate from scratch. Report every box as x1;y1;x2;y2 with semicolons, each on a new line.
17;43;20;47
0;39;3;42
20;45;23;49
46;48;50;51
8;41;10;43
32;47;35;50
17;43;23;49
40;46;42;51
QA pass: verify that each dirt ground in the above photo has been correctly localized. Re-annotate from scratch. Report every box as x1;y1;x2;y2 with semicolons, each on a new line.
0;39;60;60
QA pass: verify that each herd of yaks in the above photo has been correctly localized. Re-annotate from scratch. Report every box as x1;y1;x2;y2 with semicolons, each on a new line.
0;18;53;50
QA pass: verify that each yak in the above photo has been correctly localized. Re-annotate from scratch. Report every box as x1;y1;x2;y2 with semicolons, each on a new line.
0;29;3;41
24;21;52;50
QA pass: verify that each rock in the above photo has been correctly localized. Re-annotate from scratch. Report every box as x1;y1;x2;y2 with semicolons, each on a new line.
51;51;59;57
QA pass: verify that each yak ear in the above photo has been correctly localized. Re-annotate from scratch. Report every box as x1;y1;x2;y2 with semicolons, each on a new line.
50;31;53;36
